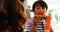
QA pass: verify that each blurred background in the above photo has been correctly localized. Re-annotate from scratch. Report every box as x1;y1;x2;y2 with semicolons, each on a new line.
26;0;60;32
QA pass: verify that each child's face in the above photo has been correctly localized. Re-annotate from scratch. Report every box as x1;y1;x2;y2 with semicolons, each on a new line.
34;5;47;16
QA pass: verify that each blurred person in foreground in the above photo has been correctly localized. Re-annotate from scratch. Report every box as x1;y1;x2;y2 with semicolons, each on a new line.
0;0;28;32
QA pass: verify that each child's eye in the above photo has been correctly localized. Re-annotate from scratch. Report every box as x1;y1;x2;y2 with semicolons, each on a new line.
42;7;45;9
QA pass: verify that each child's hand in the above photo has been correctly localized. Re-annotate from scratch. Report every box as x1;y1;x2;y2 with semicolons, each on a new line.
33;15;40;26
47;13;52;19
29;16;40;32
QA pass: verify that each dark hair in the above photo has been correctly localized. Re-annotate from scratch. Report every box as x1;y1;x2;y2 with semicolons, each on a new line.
0;0;25;32
20;0;24;2
32;0;48;11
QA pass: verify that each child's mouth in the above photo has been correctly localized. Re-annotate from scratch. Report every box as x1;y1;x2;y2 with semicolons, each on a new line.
37;13;44;16
38;13;43;14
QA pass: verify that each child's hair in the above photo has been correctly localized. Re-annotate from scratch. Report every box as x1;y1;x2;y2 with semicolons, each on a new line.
32;0;48;11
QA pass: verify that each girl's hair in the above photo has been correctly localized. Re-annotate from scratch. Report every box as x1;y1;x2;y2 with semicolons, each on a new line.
0;0;26;24
32;0;48;11
0;0;26;32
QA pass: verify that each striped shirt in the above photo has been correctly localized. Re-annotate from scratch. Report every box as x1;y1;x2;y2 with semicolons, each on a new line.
25;19;46;32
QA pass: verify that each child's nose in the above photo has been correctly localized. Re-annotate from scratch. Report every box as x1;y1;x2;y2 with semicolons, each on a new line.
39;8;43;11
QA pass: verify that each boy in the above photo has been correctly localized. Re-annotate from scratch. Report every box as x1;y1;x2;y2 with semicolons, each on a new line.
25;0;54;32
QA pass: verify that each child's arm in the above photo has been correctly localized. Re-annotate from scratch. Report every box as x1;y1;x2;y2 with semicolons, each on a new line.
49;13;54;32
29;24;37;32
50;26;54;32
29;16;40;32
